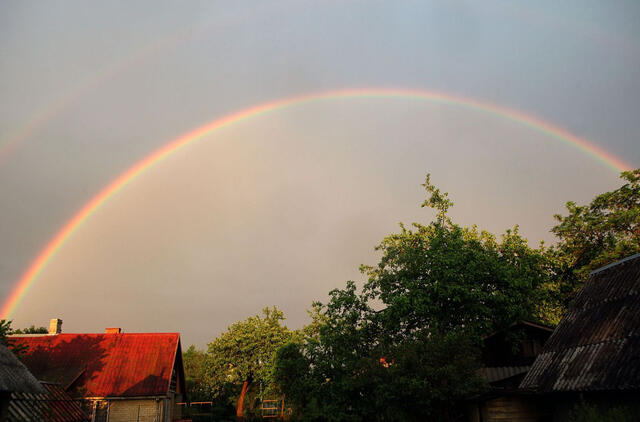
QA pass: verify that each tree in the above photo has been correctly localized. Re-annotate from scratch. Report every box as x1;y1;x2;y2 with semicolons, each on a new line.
183;345;208;402
204;307;294;419
363;174;554;342
0;319;28;356
275;174;559;421
276;281;379;422
13;325;48;334
550;169;640;305
276;283;486;422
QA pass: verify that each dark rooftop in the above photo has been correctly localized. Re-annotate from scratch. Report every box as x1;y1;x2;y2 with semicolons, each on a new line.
520;253;640;392
0;344;44;394
8;382;90;422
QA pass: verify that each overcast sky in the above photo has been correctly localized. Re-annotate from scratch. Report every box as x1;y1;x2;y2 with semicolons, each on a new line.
1;1;639;347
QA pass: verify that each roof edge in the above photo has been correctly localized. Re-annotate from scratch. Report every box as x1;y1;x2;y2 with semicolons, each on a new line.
483;319;555;340
590;252;640;275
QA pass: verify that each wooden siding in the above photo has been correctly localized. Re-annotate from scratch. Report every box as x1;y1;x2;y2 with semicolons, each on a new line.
479;396;548;422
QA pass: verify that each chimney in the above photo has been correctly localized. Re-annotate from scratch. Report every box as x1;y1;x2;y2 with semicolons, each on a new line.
105;327;122;334
48;318;62;335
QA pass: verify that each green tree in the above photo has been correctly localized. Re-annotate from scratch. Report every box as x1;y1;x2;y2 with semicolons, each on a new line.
0;319;28;356
183;345;208;402
275;174;557;421
276;283;486;422
363;174;554;341
550;169;640;305
204;306;293;419
276;281;378;422
13;325;48;334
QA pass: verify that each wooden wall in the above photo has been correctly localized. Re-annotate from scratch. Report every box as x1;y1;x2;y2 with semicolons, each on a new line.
475;396;548;422
107;399;162;422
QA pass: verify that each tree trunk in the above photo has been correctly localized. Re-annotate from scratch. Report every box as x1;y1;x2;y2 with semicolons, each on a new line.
236;379;251;420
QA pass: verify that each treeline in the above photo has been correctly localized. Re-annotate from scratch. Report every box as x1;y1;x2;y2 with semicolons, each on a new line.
184;169;640;422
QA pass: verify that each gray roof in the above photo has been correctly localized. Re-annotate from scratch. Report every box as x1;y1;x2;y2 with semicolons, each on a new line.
478;366;530;384
520;254;640;392
8;382;90;422
0;344;45;394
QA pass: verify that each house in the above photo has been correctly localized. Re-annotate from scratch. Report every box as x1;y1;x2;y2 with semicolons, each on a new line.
470;253;640;421
519;253;640;419
1;344;89;421
11;322;187;422
468;321;554;421
479;320;554;389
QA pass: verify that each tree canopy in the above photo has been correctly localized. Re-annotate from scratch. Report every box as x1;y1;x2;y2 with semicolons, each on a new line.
363;174;554;341
203;306;294;418
12;325;48;334
0;319;28;356
275;174;557;421
215;170;640;421
550;169;640;304
183;345;207;402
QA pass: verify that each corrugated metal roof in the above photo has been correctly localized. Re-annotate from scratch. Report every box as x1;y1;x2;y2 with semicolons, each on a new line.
11;333;181;398
8;382;90;422
520;254;640;392
478;366;530;383
0;344;44;394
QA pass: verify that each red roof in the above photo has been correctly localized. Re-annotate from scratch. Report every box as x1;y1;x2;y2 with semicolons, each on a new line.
12;333;183;398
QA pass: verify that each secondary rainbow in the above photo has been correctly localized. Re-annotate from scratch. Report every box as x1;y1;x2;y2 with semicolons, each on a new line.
0;88;633;319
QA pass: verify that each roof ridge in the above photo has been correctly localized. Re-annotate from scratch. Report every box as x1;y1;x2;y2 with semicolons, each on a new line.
590;252;640;275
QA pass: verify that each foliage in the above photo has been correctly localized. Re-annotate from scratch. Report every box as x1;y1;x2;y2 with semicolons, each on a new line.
13;325;48;334
363;174;555;341
272;342;313;418
367;331;485;421
276;286;486;422
0;319;28;356
183;345;209;402
274;174;565;421
275;282;376;421
569;395;639;422
550;169;640;305
300;302;328;342
219;172;640;420
203;306;294;418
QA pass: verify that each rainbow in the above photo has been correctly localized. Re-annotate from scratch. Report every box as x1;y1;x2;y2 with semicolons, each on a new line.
0;88;633;319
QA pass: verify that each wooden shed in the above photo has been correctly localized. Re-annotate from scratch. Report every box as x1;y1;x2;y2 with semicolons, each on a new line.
519;253;640;420
469;253;640;421
467;321;553;421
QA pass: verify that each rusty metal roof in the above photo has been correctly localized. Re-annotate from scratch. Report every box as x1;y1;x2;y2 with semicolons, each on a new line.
8;382;90;422
11;333;184;398
520;254;640;392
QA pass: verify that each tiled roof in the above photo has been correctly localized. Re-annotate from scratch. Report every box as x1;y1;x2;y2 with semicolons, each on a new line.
0;344;44;394
11;333;182;398
9;382;90;422
520;254;640;392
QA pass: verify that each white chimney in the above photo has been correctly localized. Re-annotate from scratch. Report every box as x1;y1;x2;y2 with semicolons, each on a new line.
48;318;62;335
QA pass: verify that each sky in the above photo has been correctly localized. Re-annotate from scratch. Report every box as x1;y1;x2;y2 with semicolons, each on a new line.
1;0;639;348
